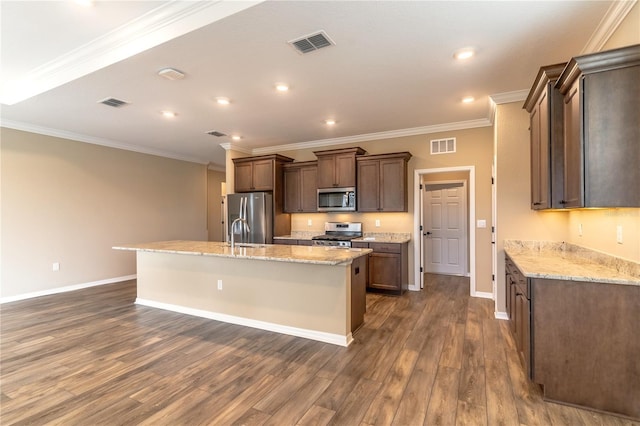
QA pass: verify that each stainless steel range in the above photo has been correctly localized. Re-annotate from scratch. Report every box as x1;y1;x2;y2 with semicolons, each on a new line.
312;222;362;247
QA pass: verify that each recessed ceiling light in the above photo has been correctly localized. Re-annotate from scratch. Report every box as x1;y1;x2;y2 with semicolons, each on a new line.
454;48;475;60
275;83;289;92
462;96;475;103
216;97;231;105
161;111;176;118
325;119;336;126
231;135;242;141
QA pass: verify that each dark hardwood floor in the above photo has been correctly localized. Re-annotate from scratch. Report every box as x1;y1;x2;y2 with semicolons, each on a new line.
1;274;637;425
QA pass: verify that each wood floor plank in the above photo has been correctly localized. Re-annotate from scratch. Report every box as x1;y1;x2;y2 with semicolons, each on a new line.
326;376;380;426
439;323;466;369
262;376;333;426
297;404;336;426
484;357;520;426
363;348;419;424
424;366;461;426
456;400;488;426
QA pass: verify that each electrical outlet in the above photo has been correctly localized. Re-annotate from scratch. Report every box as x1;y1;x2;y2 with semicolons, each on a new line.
578;223;583;236
307;219;312;227
375;219;381;227
217;279;223;290
52;262;60;272
616;225;623;244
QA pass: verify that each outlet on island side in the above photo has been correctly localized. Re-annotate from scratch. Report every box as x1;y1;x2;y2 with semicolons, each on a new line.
217;279;223;290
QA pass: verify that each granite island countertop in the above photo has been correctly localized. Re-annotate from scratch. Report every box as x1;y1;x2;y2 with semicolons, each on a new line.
113;240;372;266
504;240;640;286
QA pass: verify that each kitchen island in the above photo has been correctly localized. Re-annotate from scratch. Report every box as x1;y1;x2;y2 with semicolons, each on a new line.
113;241;371;346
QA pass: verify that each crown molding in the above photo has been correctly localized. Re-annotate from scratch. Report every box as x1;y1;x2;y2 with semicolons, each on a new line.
251;119;492;155
581;0;637;54
0;1;264;105
489;89;529;105
219;142;253;154
0;119;209;165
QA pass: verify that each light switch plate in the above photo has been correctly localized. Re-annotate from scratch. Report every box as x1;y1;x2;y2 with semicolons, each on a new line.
375;219;381;227
477;219;486;228
616;225;623;244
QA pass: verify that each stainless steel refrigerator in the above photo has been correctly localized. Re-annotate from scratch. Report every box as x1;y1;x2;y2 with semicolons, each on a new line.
226;192;273;244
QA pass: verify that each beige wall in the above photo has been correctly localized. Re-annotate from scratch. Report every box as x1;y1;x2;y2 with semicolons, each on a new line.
207;169;226;242
1;128;207;299
269;126;495;293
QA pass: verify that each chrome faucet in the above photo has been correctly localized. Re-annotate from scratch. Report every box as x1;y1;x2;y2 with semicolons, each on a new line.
230;196;250;252
230;217;250;251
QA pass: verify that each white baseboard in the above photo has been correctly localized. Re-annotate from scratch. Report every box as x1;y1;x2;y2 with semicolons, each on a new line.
494;311;509;320
0;275;137;304
136;298;353;347
472;291;494;300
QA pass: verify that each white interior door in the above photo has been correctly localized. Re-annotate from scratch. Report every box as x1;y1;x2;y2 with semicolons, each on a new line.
423;182;467;276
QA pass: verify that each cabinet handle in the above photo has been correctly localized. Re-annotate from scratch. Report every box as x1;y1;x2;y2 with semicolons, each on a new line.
560;200;566;204
533;202;541;206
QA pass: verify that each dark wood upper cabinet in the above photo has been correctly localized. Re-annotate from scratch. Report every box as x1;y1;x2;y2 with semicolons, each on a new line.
314;147;366;188
523;63;566;210
232;154;294;237
283;161;318;213
356;152;412;212
555;44;640;208
232;154;293;193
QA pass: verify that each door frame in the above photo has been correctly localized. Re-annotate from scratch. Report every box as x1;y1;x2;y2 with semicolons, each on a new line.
412;166;476;296
423;179;468;277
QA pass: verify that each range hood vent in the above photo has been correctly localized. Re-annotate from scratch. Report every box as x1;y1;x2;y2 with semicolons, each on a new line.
99;97;129;108
288;31;335;54
207;130;227;137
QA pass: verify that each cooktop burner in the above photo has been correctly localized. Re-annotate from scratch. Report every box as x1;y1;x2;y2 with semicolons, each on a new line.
311;222;362;247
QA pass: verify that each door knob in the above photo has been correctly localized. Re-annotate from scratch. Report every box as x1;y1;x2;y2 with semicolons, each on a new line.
424;231;432;236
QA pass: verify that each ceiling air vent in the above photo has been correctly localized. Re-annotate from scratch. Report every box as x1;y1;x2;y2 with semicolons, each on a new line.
99;97;128;108
288;30;335;54
206;130;227;137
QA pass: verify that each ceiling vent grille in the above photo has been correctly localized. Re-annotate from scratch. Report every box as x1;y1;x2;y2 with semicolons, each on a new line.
288;31;335;54
207;130;227;137
99;97;129;108
158;68;185;80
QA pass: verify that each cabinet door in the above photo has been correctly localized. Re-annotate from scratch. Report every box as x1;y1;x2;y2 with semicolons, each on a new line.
335;153;356;187
234;162;254;193
509;276;517;334
251;159;274;191
283;168;300;213
530;91;551;209
563;79;583;208
316;156;336;188
357;160;380;212
299;166;318;212
379;158;407;211
368;252;401;292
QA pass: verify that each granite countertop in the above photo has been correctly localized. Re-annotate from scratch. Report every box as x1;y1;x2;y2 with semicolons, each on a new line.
274;231;411;243
504;240;640;286
113;240;371;266
353;233;411;244
273;231;323;241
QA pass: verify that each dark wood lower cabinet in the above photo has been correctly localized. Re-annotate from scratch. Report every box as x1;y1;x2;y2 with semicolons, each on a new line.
272;239;312;246
352;241;408;295
505;253;640;419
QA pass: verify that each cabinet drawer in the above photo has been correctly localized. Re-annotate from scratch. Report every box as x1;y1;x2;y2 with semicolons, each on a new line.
297;239;313;246
351;242;369;249
369;242;401;253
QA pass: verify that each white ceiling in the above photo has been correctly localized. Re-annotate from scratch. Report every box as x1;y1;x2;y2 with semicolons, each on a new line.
0;1;631;169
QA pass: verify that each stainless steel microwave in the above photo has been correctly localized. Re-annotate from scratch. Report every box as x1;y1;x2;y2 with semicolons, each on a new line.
317;187;356;212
